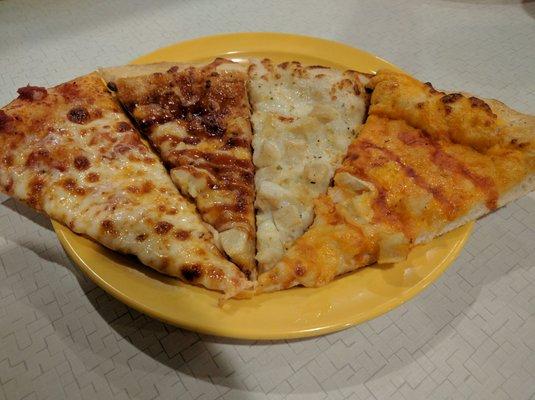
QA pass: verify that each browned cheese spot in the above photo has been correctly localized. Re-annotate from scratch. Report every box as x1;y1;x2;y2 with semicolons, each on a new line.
154;221;173;235
136;233;148;242
115;121;132;132
101;219;117;235
181;264;202;281
174;230;191;240
73;155;90;170
67;107;90;124
85;172;100;182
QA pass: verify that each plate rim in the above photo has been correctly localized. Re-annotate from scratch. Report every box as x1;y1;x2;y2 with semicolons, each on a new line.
52;32;474;340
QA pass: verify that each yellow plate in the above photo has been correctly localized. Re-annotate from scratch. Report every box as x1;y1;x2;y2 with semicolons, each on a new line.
52;33;474;340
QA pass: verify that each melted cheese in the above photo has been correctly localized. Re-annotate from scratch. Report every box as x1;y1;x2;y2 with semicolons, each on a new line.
256;71;535;293
101;60;257;279
0;73;251;297
248;59;369;272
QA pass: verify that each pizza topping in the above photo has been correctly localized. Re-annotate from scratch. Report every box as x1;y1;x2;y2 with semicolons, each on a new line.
73;155;90;170
85;172;100;182
101;219;117;235
17;85;47;101
0;110;12;129
154;221;173;234
181;264;202;281
135;234;148;242
115;121;132;132
440;93;463;104
67;107;90;124
27;176;44;209
174;229;191;240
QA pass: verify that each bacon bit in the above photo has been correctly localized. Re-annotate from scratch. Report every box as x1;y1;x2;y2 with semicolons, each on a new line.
73;155;90;170
167;66;179;73
154;221;173;235
181;264;202;281
0;110;12;130
115;121;132;132
67;107;90;124
440;93;463;104
174;230;191;240
136;233;148;242
17;85;47;101
85;172;100;182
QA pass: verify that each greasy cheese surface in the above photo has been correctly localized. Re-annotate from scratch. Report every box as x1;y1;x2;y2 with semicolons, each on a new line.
0;74;250;296
257;71;535;293
248;59;369;272
105;60;256;279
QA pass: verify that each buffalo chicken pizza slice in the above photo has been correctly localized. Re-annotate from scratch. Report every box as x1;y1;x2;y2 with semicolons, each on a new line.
256;70;535;293
0;73;251;297
100;59;256;279
248;59;370;272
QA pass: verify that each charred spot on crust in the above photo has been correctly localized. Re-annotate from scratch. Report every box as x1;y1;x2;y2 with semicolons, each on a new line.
440;93;463;104
73;155;90;170
469;96;495;116
0;110;13;130
115;121;132;132
106;82;118;92
136;233;148;242
416;102;425;109
181;264;202;281
17;85;47;101
154;221;173;235
174;230;191;240
67;107;90;124
424;82;438;94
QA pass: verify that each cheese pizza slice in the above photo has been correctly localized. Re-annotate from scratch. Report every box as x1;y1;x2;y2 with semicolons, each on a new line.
100;59;256;279
248;59;370;273
0;73;251;297
256;70;535;293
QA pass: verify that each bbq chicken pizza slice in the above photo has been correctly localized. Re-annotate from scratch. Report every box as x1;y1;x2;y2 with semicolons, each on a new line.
256;70;535;293
0;73;251;297
100;59;257;279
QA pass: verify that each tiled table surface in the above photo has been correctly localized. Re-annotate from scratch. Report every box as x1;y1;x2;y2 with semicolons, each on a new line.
1;1;534;399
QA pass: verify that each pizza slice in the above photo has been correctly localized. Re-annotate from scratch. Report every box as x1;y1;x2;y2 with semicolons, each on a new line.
256;70;535;293
100;59;257;279
248;59;370;272
0;73;251;297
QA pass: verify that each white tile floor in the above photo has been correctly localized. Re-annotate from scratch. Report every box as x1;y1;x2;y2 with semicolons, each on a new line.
0;1;534;398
